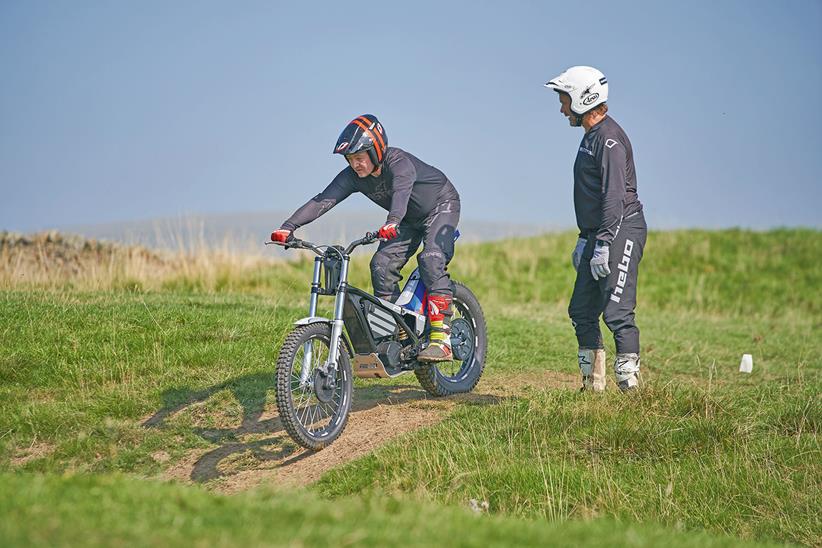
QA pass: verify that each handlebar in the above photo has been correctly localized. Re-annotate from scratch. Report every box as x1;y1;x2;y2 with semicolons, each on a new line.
344;231;380;254
266;239;320;253
265;230;382;256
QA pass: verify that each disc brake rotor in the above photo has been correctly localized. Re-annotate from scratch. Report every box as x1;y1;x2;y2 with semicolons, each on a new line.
313;368;336;404
450;318;474;361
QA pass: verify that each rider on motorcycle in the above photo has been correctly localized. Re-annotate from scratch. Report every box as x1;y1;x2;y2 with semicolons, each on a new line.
272;114;461;363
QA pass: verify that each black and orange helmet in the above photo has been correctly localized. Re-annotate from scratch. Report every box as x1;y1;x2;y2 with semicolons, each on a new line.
333;114;387;166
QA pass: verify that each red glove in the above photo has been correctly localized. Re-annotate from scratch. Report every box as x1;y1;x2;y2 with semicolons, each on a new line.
271;229;292;243
378;222;398;240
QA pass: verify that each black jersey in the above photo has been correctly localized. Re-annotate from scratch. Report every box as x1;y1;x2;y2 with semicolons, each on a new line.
573;116;643;244
281;147;459;231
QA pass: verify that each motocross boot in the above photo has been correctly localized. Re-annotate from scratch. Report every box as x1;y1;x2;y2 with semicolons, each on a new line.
615;353;641;391
417;295;453;363
578;348;606;392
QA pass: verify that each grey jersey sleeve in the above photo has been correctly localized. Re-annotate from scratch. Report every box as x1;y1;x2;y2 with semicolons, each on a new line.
280;169;357;231
384;152;416;225
596;139;627;243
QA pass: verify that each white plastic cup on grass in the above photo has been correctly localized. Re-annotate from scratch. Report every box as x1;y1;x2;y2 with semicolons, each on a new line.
739;353;753;373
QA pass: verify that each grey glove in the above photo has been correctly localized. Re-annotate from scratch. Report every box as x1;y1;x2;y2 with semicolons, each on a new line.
590;242;611;280
572;237;587;271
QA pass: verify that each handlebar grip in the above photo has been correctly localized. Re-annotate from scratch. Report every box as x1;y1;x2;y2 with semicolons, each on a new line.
266;238;304;249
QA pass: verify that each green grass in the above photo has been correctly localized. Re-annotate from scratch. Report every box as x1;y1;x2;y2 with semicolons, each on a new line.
0;291;295;474
317;382;819;545
0;229;820;546
462;228;821;317
0;473;782;547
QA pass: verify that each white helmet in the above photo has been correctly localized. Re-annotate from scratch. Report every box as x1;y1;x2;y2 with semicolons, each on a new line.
545;66;608;115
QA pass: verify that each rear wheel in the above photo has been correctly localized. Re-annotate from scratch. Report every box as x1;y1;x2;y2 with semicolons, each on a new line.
415;282;487;396
275;322;352;450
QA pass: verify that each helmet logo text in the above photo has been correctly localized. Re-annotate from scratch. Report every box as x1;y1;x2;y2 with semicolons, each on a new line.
336;142;350;152
582;92;600;106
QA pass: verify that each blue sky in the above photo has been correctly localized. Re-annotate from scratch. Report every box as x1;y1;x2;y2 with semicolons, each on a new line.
1;0;820;233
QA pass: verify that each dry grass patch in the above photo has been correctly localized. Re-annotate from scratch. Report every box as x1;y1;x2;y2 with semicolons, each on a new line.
1;231;273;291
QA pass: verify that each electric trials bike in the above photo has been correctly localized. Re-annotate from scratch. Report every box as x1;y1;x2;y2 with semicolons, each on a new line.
267;230;487;450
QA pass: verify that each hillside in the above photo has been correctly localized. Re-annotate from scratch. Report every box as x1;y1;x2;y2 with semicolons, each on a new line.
1;229;819;546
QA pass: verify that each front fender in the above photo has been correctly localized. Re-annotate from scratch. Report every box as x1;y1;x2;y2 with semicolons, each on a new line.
292;316;353;358
294;316;331;327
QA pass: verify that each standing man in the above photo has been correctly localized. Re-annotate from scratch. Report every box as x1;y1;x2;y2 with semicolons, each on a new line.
271;114;460;362
545;66;647;391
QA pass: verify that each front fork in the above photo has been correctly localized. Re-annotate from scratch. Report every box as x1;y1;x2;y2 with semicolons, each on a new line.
300;256;350;388
324;258;350;383
299;258;322;386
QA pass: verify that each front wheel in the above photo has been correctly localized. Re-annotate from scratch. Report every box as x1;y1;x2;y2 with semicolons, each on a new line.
275;322;353;450
415;282;487;396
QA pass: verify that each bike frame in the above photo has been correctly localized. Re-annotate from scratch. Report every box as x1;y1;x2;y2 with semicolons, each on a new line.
301;250;423;379
271;229;457;384
272;233;379;386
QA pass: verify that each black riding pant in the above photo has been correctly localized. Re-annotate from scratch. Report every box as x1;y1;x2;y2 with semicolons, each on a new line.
569;211;647;354
370;200;460;300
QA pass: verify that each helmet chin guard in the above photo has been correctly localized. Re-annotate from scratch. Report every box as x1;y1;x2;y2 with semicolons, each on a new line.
334;114;387;168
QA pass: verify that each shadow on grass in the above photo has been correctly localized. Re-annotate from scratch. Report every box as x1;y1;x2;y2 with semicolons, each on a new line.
143;373;502;483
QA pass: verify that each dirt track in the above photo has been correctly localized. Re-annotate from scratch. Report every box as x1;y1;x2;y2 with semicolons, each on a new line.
148;371;578;493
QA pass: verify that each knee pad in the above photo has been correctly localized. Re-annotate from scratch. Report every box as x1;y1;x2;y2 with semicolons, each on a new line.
417;249;446;288
568;302;598;326
370;252;401;297
369;251;393;271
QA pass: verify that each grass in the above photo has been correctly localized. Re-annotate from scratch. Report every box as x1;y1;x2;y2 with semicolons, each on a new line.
0;229;820;546
316;382;819;544
0;230;273;292
0;472;778;547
